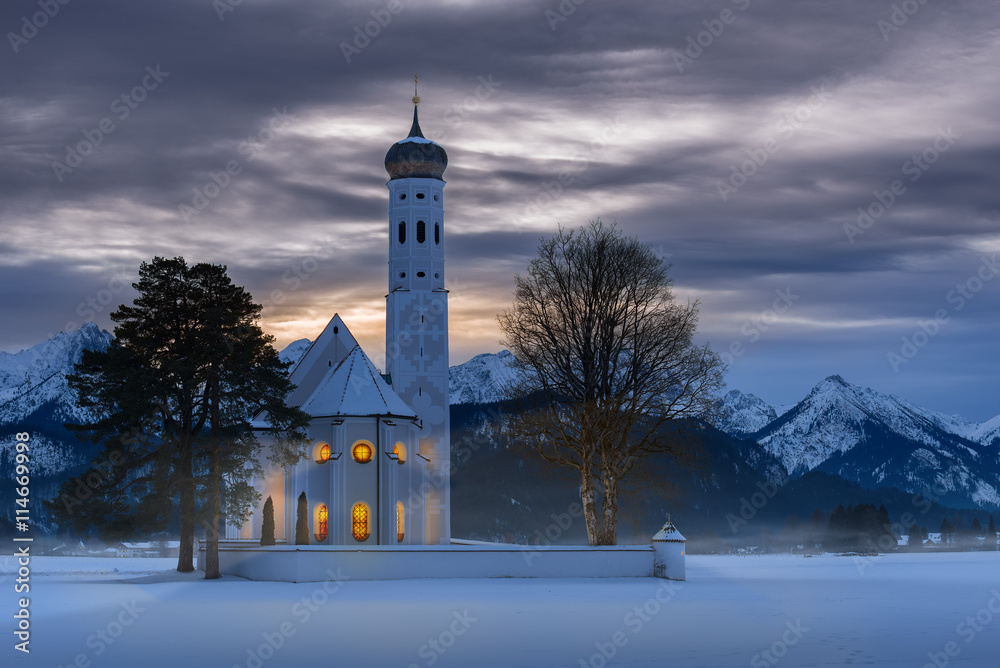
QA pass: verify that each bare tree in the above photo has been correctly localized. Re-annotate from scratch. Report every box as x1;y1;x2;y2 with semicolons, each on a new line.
497;220;725;545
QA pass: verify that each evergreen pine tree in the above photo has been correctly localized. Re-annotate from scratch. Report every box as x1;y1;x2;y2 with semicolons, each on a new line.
808;509;826;551
296;492;310;545
940;518;954;544
827;504;847;551
909;524;926;550
971;517;983;536
876;504;892;536
46;256;309;577
261;496;276;546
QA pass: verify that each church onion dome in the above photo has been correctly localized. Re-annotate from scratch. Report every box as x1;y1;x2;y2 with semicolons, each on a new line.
384;106;448;181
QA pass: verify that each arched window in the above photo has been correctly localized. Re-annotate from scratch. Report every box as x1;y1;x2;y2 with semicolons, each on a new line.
393;442;406;464
351;503;370;542
434;223;440;245
396;501;405;543
398;221;406;244
315;443;330;464
416;220;426;244
352;441;373;463
315;504;328;542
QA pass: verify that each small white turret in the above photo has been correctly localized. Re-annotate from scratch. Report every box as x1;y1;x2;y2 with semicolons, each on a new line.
652;515;687;581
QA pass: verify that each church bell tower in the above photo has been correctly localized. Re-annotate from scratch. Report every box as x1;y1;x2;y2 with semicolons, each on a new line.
384;78;450;544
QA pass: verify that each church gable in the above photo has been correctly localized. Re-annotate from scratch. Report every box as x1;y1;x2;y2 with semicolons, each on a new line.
286;314;358;408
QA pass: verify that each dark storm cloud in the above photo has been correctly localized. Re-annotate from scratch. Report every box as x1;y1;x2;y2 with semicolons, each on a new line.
1;0;998;419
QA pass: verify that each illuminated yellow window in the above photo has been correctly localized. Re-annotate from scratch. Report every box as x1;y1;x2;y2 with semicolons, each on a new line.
315;504;328;542
351;503;370;542
393;442;406;464
316;444;331;464
352;441;373;464
396;501;405;542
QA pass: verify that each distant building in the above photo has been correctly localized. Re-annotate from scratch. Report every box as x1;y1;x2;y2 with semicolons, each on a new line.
115;541;180;558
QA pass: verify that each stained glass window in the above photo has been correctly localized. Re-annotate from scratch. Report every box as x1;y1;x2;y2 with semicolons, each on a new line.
316;444;330;463
352;442;373;463
352;503;370;542
315;504;328;542
396;501;405;543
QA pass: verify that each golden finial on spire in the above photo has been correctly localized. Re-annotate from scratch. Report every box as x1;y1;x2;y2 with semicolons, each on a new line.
412;73;420;106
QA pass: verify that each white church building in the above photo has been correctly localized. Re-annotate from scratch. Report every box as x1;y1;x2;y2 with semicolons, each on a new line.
232;98;451;547
208;91;685;581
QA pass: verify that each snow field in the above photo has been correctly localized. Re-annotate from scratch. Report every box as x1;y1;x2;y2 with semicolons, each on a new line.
3;551;1000;667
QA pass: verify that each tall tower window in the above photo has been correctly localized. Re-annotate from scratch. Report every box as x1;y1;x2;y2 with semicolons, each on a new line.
351;503;370;542
396;501;405;542
315;504;329;542
434;223;440;245
398;221;406;244
417;220;426;244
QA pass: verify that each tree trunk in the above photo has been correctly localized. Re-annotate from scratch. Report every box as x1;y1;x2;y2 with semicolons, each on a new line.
598;472;619;545
204;446;222;579
580;466;601;546
176;443;195;572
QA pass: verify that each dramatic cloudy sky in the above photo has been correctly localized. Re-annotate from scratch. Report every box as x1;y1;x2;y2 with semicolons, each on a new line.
2;0;998;419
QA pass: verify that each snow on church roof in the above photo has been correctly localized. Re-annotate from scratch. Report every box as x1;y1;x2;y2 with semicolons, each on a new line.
300;344;417;419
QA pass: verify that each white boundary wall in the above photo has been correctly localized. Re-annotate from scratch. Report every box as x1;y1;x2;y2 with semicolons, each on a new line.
197;540;656;582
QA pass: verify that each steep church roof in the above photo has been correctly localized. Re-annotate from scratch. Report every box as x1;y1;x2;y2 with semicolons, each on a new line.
285;314;358;408
301;344;417;419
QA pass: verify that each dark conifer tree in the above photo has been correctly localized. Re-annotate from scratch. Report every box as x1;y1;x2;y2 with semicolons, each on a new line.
261;496;276;546
296;492;310;545
909;524;926;550
940;518;954;544
876;504;892;536
47;257;308;577
826;505;848;551
807;509;826;550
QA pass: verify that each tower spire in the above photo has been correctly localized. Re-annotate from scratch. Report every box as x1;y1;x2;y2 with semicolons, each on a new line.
407;73;424;139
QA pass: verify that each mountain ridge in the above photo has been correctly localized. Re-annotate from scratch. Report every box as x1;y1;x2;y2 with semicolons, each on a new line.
2;330;997;512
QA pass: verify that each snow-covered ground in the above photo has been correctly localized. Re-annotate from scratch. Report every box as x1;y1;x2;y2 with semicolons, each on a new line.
4;552;1000;667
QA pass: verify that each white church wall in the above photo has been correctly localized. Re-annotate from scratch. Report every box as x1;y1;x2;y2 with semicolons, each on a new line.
200;543;656;582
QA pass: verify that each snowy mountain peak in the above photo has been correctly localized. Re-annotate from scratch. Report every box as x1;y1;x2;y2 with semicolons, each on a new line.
750;374;1000;508
448;350;520;405
278;338;311;370
0;324;113;426
807;374;860;400
715;389;778;438
973;414;1000;448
